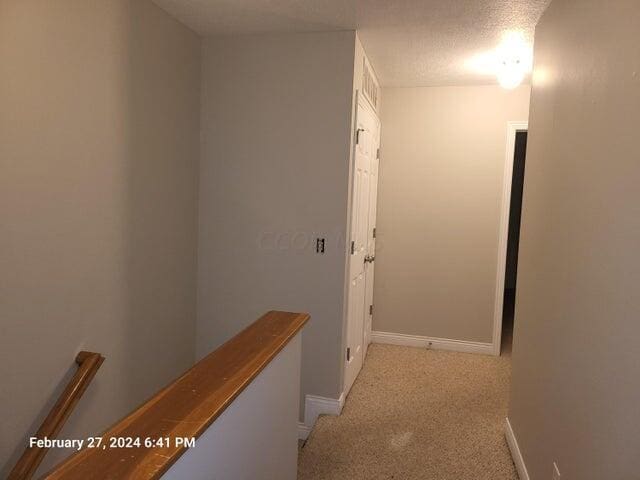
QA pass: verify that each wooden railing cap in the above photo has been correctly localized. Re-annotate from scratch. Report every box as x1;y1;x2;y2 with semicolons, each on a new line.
44;310;309;480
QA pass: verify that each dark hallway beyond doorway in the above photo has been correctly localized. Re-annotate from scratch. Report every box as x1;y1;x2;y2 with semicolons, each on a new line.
502;130;527;353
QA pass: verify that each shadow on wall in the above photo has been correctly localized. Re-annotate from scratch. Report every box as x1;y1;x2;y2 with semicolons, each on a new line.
0;1;199;475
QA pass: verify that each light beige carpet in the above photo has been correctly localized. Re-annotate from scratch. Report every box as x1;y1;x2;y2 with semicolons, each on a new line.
298;344;517;480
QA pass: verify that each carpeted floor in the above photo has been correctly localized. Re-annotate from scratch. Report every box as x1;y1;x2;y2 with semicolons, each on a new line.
298;344;517;480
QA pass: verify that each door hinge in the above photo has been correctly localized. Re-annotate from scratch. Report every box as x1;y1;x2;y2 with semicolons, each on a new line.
369;304;374;315
350;241;355;254
376;147;380;159
356;128;364;145
372;227;376;239
346;347;351;362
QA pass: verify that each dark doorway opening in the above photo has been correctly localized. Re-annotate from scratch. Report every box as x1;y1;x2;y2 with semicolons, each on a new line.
502;130;527;354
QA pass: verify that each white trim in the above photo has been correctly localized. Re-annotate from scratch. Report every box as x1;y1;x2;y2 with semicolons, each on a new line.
371;331;493;355
298;422;312;440
505;417;530;480
356;89;380;125
493;121;529;356
361;56;380;112
299;393;345;440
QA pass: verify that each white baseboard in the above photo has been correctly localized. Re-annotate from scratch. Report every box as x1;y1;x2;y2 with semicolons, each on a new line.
371;331;494;355
298;393;345;440
297;422;312;440
505;417;530;480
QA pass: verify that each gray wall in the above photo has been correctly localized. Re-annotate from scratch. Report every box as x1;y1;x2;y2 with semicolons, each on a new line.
508;0;640;479
198;32;356;414
374;85;530;343
0;1;200;474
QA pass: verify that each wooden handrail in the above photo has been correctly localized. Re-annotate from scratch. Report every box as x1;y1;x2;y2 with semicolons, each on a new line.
8;351;105;480
44;311;309;479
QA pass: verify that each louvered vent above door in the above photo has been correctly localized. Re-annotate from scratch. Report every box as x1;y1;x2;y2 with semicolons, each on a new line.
362;58;379;111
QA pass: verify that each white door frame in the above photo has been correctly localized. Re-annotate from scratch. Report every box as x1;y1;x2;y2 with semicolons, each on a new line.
492;121;528;356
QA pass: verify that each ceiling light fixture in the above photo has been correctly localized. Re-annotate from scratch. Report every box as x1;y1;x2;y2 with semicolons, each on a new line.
497;58;525;89
466;31;533;89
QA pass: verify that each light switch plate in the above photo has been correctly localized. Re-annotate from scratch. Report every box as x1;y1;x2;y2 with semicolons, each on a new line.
552;462;561;480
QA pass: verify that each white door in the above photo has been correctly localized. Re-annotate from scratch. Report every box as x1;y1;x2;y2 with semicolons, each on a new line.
344;96;381;396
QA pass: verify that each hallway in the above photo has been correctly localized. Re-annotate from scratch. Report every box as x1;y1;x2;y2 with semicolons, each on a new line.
298;345;517;480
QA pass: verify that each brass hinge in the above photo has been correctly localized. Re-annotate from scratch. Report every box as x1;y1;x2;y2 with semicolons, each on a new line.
369;304;374;315
350;241;355;255
346;347;351;362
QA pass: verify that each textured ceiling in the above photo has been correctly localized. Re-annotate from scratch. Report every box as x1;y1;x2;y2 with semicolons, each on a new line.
152;0;551;87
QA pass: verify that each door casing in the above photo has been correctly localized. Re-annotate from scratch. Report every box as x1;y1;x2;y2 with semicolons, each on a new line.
492;121;528;356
